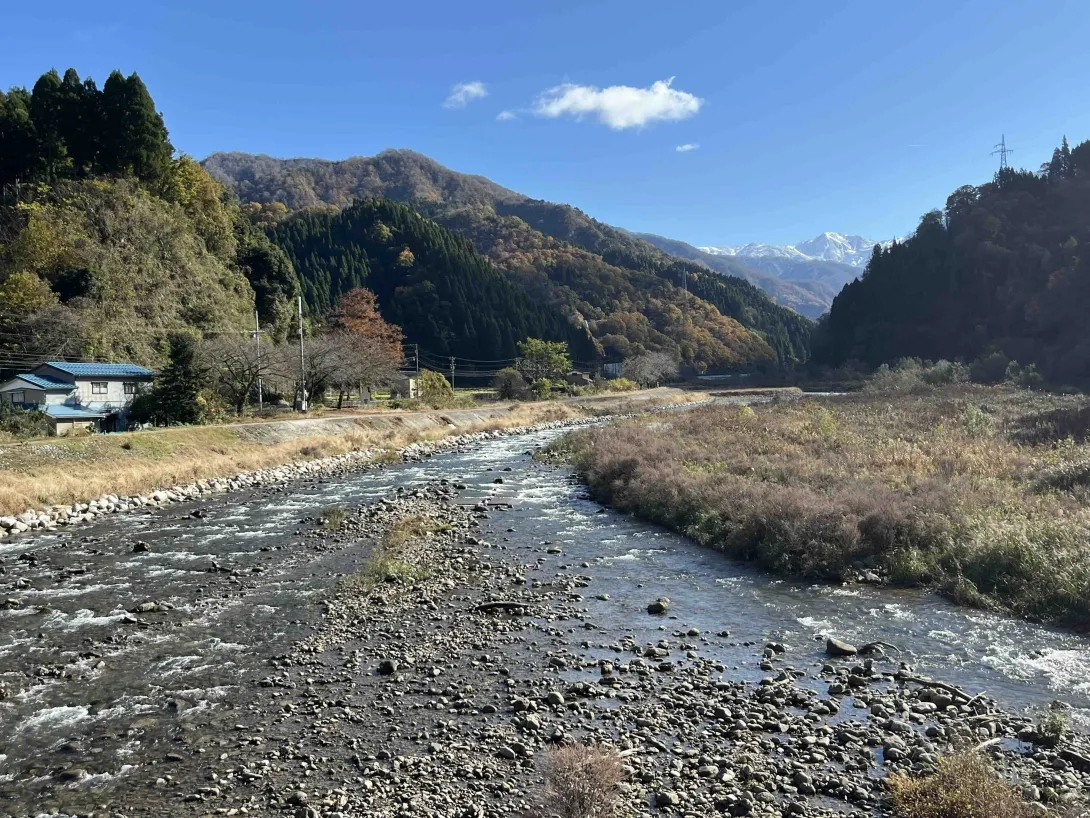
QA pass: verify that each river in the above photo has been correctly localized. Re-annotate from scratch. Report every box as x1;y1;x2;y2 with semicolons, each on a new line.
2;423;1088;812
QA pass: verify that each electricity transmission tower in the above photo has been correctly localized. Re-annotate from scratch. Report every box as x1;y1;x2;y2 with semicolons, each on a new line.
992;134;1014;171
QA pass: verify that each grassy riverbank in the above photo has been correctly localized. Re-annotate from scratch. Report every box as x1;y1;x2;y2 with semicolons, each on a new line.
0;390;699;516
560;385;1090;629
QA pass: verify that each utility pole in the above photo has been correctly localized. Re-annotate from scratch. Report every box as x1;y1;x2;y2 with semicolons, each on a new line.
449;355;456;391
414;344;420;375
992;134;1014;171
297;295;307;412
254;310;263;412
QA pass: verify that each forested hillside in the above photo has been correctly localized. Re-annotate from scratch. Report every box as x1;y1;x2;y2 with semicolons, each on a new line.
0;69;298;366
206;151;811;369
814;137;1090;385
270;199;596;360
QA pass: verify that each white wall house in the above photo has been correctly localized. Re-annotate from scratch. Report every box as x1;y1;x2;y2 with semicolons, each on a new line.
0;362;155;435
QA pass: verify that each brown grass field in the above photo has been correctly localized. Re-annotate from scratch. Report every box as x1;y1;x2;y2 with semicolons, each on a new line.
562;385;1090;629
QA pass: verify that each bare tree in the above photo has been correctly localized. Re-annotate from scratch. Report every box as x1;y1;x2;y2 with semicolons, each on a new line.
624;351;679;387
333;331;403;407
202;334;267;415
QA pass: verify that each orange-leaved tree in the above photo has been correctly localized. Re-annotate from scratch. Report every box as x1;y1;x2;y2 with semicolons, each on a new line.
326;288;405;406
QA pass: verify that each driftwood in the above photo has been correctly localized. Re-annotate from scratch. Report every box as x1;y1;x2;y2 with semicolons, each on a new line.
474;600;532;614
1060;748;1090;772
857;640;902;655
894;672;973;702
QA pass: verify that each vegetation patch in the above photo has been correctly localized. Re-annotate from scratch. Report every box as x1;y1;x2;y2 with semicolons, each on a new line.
563;385;1090;628
887;751;1034;818
339;513;450;595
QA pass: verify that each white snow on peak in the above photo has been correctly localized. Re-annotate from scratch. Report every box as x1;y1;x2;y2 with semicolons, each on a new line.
699;232;890;269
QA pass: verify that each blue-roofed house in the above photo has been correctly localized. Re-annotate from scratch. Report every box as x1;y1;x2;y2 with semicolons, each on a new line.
0;362;156;435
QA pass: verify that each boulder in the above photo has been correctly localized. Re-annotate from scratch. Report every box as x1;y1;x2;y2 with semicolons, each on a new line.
825;637;858;657
647;597;671;615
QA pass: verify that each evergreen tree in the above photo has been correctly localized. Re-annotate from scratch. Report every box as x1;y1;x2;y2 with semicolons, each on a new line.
0;88;37;188
100;71;173;188
153;334;206;424
29;69;69;180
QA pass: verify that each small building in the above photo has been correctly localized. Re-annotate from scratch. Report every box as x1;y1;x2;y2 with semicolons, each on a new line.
389;375;418;400
0;362;156;435
565;371;592;387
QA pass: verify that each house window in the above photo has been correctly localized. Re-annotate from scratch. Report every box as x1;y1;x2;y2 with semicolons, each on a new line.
91;382;108;395
9;390;24;405
123;382;137;395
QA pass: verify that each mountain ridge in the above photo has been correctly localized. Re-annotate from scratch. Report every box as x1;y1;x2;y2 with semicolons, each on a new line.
700;232;892;269
205;150;812;370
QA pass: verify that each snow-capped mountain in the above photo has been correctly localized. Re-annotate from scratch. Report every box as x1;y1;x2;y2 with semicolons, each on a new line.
700;232;888;269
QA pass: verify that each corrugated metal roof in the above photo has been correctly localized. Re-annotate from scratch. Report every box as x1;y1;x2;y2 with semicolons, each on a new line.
15;374;75;390
44;405;110;419
42;362;155;378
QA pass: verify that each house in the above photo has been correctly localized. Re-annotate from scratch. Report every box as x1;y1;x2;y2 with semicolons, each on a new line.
0;362;156;435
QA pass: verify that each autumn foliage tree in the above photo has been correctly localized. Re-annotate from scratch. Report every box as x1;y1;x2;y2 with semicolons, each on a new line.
326;288;405;405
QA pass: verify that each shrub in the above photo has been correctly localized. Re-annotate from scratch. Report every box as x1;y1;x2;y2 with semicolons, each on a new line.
866;359;967;393
387;397;424;411
1036;711;1069;747
970;351;1011;384
320;505;348;530
1038;459;1090;491
961;403;993;438
921;359;968;385
888;751;1033;818
0;404;51;439
531;378;553;400
606;377;639;393
537;744;623;818
417;370;454;408
1010;404;1090;444
492;367;529;400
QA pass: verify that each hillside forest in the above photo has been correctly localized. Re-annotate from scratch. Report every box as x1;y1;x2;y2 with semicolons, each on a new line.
814;136;1090;386
204;151;812;370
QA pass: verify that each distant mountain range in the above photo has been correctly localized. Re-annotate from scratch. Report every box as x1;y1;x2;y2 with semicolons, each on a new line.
700;232;887;269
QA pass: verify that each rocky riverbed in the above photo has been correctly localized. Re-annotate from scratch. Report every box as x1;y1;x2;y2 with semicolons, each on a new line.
3;420;1089;817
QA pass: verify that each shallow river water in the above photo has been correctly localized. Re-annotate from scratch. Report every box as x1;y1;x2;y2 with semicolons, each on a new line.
2;425;1089;808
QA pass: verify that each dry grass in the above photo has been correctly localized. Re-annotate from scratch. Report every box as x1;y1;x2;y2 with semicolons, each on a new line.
536;744;623;818
888;751;1034;818
564;385;1090;628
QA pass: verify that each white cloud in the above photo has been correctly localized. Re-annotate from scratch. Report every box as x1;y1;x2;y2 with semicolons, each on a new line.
532;77;703;130
444;81;488;109
676;143;700;152
496;110;518;121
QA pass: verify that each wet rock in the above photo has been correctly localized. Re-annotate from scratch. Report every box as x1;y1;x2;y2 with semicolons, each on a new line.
377;659;399;676
825;636;858;657
647;597;671;615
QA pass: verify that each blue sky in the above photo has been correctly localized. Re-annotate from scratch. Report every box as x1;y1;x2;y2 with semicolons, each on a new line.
3;0;1088;246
